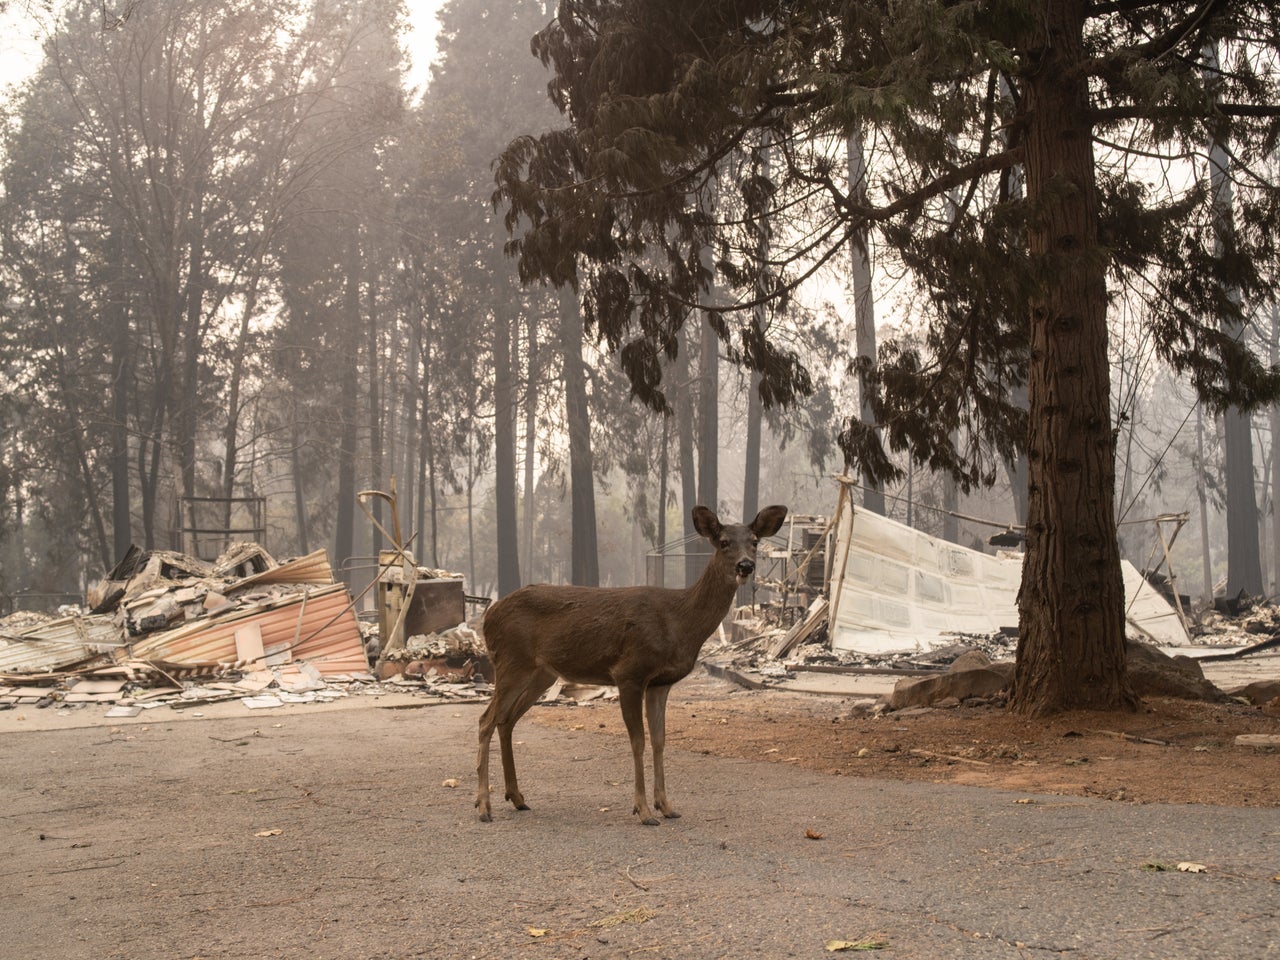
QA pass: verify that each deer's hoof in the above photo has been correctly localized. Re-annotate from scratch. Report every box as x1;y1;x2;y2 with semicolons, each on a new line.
515;802;531;811
640;816;661;826
478;811;493;823
663;810;682;819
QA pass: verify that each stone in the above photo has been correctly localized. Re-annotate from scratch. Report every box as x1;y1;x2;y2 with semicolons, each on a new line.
888;663;1013;710
1226;679;1280;706
948;649;993;672
1125;640;1224;702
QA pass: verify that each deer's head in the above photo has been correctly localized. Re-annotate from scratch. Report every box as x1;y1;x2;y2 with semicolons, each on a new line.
693;505;788;585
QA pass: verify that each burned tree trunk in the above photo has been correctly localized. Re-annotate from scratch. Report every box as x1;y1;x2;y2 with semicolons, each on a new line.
1011;0;1136;716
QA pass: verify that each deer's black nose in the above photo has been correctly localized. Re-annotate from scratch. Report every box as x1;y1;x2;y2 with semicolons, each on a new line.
736;559;755;577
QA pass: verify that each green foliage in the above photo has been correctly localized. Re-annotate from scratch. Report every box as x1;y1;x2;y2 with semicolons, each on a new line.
495;0;1280;487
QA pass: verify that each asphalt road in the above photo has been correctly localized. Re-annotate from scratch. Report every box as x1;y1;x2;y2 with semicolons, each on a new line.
1;699;1276;959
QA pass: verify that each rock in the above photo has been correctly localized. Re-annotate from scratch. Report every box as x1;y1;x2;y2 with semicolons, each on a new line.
1263;697;1280;718
1235;734;1280;750
934;697;962;709
1125;640;1225;702
888;663;1013;710
948;650;993;672
1226;679;1280;705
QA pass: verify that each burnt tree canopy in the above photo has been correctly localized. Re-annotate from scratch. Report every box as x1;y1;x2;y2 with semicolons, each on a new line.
494;0;1280;715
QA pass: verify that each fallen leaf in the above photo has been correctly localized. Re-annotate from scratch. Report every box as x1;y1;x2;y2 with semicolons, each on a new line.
1177;861;1208;873
527;928;549;938
254;829;282;838
441;778;460;788
825;937;889;951
805;829;824;840
1013;798;1037;805
1141;861;1171;872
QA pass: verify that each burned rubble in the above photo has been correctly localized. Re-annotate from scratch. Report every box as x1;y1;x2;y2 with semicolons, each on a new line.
0;543;498;714
703;592;1280;717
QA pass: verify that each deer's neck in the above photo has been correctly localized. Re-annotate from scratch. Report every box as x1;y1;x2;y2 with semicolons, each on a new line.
674;558;738;646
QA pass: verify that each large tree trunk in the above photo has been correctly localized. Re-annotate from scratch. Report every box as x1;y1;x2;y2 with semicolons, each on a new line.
1206;44;1263;598
367;275;384;554
698;312;719;512
523;308;538;581
1196;405;1213;602
847;131;884;515
333;229;361;584
1271;304;1280;598
1011;0;1135;716
676;327;699;586
290;412;309;555
560;287;599;585
107;222;132;562
494;303;522;596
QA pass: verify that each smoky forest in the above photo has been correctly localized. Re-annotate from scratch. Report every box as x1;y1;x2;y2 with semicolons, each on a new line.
2;0;1280;713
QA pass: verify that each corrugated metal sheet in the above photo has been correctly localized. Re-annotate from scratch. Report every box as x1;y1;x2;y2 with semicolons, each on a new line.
0;615;125;674
828;504;1189;655
126;584;366;676
235;549;335;589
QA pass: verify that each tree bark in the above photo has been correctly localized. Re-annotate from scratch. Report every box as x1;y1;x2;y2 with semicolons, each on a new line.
675;324;698;586
698;311;719;512
1271;304;1280;597
367;274;384;554
107;220;132;562
1196;404;1213;602
523;307;538;581
333;227;361;584
1011;0;1135;716
1206;42;1263;598
847;130;884;515
494;302;522;596
560;286;599;585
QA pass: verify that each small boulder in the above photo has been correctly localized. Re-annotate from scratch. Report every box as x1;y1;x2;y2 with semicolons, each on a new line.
949;649;993;672
889;661;1013;710
1125;640;1224;702
1227;679;1280;706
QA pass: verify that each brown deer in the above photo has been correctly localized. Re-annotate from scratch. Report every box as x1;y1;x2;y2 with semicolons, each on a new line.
475;504;788;825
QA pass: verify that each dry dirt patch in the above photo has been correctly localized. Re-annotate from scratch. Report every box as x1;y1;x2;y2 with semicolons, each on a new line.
530;673;1280;807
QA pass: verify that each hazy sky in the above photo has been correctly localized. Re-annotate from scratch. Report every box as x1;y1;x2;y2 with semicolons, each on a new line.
0;1;447;95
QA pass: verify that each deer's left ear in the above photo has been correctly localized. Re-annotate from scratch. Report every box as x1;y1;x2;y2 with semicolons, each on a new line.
751;505;788;538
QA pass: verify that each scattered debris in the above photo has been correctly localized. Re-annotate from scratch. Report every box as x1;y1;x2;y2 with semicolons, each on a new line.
825;937;889;952
589;907;658;927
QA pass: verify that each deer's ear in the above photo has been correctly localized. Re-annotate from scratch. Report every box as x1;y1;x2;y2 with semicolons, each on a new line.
692;506;722;540
751;505;788;538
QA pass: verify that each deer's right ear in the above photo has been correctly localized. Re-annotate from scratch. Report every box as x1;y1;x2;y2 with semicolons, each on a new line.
692;506;722;540
751;505;788;538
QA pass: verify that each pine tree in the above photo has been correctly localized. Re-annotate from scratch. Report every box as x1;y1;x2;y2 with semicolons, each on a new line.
495;1;1280;715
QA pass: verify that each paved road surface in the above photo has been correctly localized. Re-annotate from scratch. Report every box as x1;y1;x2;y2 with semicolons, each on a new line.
1;699;1276;959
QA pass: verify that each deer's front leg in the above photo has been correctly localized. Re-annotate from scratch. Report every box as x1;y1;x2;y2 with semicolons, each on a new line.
619;682;659;825
645;684;679;818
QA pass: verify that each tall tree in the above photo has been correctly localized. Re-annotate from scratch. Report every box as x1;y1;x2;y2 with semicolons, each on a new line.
1205;41;1264;598
496;1;1280;715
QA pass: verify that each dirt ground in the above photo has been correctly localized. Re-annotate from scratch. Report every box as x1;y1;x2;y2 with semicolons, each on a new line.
531;670;1280;807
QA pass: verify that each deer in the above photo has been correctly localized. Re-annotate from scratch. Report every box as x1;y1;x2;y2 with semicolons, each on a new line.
475;504;788;825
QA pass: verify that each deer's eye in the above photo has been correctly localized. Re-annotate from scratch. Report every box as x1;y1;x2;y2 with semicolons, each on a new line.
719;538;730;549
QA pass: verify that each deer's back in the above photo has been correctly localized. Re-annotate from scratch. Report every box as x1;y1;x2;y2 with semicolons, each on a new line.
481;583;703;687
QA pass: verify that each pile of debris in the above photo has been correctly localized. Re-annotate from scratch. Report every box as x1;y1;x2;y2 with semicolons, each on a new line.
709;597;1280;715
0;543;497;713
